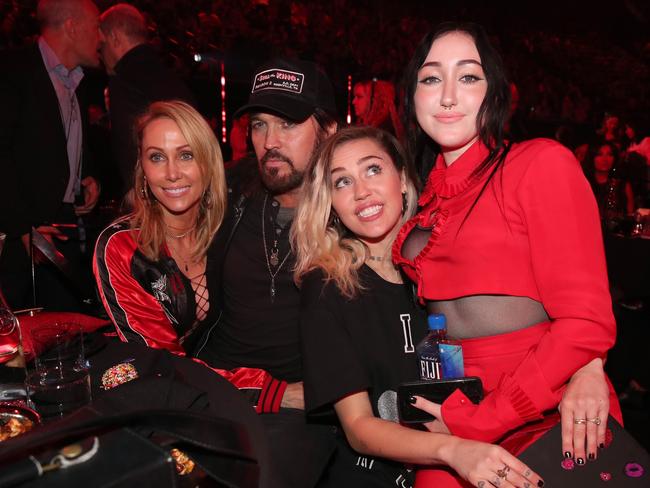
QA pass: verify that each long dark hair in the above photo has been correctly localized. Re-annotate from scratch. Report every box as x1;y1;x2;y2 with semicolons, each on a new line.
402;22;511;184
583;140;621;184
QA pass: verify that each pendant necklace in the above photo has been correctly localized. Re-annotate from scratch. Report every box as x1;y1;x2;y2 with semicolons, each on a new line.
167;238;192;273
262;193;291;302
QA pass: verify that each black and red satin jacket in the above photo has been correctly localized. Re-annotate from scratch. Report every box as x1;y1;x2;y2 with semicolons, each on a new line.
93;218;286;413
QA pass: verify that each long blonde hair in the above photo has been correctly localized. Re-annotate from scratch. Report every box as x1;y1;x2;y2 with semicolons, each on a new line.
292;126;418;298
131;100;227;261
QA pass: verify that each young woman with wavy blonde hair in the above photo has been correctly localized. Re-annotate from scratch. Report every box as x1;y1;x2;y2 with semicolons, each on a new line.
292;126;417;298
292;126;545;487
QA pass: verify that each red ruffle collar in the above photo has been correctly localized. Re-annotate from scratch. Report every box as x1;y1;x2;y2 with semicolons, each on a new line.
418;139;489;206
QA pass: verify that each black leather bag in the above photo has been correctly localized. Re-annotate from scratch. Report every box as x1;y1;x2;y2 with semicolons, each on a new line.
519;416;649;487
0;407;259;488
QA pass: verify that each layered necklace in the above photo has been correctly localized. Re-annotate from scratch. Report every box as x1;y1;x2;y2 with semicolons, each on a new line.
261;193;292;302
165;224;198;273
166;238;194;273
165;223;195;239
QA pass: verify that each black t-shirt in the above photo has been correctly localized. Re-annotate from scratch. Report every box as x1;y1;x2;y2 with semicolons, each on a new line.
201;192;302;381
300;265;427;486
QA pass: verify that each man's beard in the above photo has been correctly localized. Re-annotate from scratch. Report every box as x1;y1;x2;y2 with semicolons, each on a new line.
258;134;324;195
259;149;305;195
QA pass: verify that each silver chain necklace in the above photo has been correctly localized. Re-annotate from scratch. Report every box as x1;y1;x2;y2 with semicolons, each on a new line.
366;255;384;262
261;193;291;302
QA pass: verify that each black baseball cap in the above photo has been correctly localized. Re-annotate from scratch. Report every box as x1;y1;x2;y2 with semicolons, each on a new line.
234;58;338;121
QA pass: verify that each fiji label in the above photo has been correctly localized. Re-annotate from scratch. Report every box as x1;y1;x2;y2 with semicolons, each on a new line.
419;356;442;380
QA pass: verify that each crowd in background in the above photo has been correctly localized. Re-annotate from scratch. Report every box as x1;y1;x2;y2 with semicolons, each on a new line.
3;0;650;208
2;0;649;134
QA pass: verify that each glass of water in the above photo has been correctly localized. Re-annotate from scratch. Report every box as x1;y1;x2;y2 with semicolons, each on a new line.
25;323;91;419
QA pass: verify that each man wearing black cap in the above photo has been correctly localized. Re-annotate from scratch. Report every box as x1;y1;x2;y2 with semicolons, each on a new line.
196;58;338;487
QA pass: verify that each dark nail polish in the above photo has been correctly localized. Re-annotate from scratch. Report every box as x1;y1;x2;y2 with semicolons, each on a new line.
408;395;416;404
537;480;544;487
599;443;605;449
564;451;572;458
576;457;585;465
588;453;595;460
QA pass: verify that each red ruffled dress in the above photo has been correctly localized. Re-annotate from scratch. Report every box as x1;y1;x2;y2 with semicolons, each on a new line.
392;139;621;487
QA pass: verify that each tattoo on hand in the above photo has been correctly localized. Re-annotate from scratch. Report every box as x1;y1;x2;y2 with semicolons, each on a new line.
492;477;501;487
478;482;485;488
524;483;531;488
524;469;531;476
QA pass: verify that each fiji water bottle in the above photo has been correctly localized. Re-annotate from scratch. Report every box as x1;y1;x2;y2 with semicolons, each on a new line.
416;313;464;380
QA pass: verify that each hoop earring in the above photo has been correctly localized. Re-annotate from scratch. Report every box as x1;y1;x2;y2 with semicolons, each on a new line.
140;177;153;202
202;190;213;209
401;191;408;215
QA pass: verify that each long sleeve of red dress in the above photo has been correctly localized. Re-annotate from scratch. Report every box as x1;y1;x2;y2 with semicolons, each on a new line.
441;141;616;442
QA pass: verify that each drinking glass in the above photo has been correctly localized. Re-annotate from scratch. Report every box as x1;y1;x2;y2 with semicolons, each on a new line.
0;308;20;362
25;323;91;418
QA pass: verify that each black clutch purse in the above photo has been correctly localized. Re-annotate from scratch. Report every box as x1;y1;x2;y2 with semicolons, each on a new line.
397;377;484;423
0;407;259;488
518;416;649;486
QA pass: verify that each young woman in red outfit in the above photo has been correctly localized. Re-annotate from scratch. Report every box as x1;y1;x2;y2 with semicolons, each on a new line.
392;23;621;487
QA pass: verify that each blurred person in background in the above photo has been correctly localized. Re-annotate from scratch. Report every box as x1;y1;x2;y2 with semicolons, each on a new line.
0;0;102;311
99;2;196;198
583;141;635;219
352;78;402;137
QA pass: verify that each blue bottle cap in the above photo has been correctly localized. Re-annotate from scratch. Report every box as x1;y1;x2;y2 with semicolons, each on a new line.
427;313;446;330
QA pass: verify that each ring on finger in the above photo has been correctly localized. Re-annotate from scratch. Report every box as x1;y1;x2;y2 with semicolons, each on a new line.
574;418;587;424
587;417;602;425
